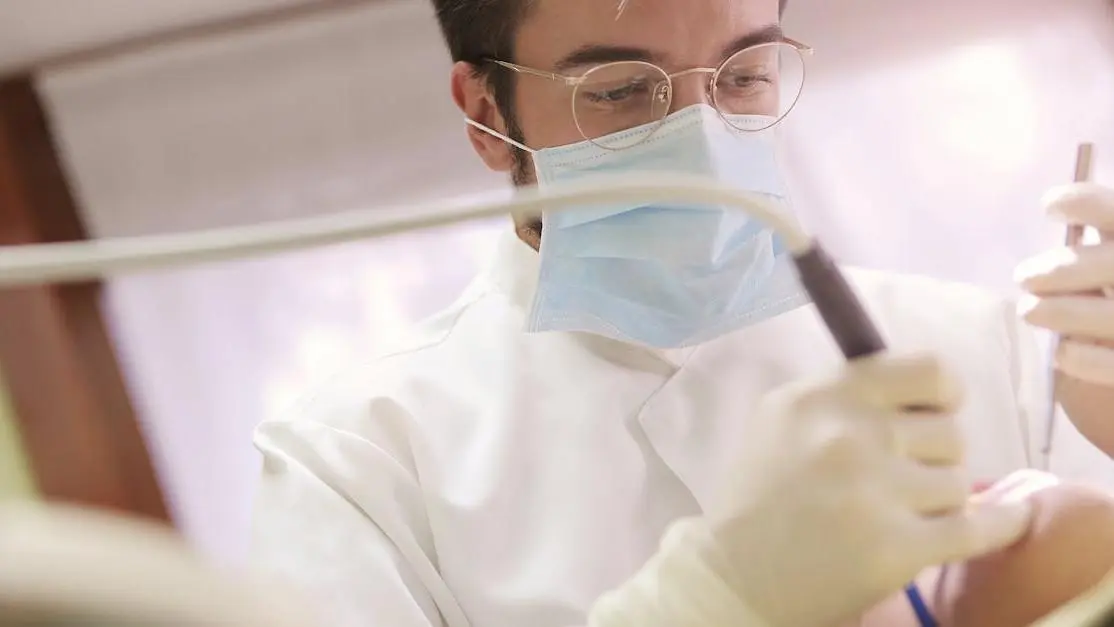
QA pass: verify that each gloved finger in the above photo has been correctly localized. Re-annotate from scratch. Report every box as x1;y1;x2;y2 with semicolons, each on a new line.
844;352;963;412
1019;295;1114;341
913;497;1034;566
1055;339;1114;387
889;460;969;514
891;415;964;465
1015;243;1114;295
1043;183;1114;231
968;469;1060;505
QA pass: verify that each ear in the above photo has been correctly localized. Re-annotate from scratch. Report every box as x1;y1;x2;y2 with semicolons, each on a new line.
451;62;516;173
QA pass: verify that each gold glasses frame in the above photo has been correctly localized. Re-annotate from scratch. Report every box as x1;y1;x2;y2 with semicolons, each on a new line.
486;37;813;150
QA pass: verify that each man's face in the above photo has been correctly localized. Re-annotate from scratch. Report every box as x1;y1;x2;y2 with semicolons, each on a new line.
454;0;782;188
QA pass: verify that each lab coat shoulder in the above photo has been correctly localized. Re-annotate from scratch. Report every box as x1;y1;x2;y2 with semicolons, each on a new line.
251;280;509;627
845;266;1045;470
843;266;1034;377
847;263;1003;310
256;270;507;450
254;276;487;467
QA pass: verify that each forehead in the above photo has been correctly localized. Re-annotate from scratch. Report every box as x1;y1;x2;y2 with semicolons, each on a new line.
514;0;781;69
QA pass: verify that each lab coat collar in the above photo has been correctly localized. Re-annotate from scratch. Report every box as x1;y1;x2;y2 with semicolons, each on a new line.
486;229;540;310
485;230;697;368
636;305;843;512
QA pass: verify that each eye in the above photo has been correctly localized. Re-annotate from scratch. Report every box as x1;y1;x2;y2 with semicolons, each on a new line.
575;61;669;111
717;68;776;94
580;78;654;105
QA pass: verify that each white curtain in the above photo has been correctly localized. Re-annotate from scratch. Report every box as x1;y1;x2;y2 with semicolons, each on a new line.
34;0;1114;560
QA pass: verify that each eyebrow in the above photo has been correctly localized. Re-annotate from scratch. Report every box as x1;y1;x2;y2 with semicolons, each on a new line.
553;45;657;73
719;24;785;59
552;23;785;73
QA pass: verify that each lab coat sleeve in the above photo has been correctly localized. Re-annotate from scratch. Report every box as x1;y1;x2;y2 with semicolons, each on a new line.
250;374;460;627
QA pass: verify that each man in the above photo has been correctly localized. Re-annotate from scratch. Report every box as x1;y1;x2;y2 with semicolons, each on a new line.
251;0;1114;625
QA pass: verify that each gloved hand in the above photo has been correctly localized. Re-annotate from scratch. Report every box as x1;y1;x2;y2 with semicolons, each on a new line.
1016;182;1114;387
587;353;1034;627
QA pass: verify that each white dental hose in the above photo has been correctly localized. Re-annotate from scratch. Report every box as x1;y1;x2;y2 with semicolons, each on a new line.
0;172;879;358
0;175;809;286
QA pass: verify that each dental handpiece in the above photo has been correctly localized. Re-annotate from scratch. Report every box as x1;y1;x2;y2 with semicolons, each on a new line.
792;243;937;627
0;174;885;356
792;245;886;357
0;173;927;621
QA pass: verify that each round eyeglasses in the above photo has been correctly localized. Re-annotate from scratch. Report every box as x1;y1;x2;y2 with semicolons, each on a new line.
488;39;811;151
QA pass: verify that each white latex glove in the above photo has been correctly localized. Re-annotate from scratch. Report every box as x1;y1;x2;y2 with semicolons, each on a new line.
588;353;1034;627
1017;182;1114;387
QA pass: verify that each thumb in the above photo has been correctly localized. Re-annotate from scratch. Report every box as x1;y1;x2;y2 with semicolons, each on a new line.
917;499;1034;565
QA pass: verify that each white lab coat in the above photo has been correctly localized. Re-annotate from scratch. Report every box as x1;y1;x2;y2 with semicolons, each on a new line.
251;231;1092;627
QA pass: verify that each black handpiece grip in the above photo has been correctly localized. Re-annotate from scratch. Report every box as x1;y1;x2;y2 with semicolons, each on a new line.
794;244;939;627
792;245;887;360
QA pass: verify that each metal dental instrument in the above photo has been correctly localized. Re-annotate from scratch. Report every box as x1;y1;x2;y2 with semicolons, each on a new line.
1041;143;1095;470
0;173;928;623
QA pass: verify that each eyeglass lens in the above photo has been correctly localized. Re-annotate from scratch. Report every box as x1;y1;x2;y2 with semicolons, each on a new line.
572;42;805;149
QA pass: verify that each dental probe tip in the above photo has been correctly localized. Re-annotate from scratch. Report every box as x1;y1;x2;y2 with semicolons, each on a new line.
1075;143;1094;184
1067;143;1094;246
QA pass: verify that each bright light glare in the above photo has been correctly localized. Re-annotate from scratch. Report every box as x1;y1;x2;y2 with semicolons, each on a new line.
263;325;358;419
915;42;1037;174
360;271;411;348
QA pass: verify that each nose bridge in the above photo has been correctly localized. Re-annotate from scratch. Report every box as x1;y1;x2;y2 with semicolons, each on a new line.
667;67;716;112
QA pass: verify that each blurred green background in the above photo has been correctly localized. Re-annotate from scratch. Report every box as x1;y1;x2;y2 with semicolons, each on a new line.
0;373;35;500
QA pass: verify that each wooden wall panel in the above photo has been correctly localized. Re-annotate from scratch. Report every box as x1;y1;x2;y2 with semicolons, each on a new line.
0;75;169;522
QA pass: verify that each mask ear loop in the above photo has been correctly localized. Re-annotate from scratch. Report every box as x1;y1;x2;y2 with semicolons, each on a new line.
464;118;543;248
465;118;536;154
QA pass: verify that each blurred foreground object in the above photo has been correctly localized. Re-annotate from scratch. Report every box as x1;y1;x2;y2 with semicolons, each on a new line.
1036;568;1114;626
0;76;169;522
0;503;315;626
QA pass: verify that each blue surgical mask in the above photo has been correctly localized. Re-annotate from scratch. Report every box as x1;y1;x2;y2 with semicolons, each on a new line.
470;104;810;349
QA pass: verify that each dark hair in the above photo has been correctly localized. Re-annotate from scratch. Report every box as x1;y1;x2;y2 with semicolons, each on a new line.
431;0;788;174
431;0;528;142
432;0;788;66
